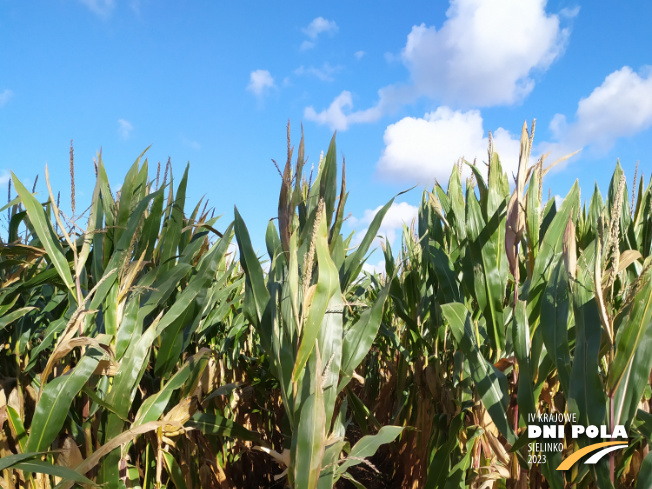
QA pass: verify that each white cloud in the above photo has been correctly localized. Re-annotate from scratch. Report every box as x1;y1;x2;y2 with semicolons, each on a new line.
118;119;133;139
302;17;338;39
376;107;521;184
300;40;315;51
247;69;276;97
78;0;115;16
351;201;419;246
0;170;10;186
354;51;366;60
294;62;342;82
0;89;13;107
549;66;652;152
401;0;571;107
362;259;386;275
304;91;383;131
307;0;573;130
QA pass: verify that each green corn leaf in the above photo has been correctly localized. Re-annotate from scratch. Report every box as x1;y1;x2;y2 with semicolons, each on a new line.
540;450;565;489
293;209;340;382
340;198;395;290
320;134;338;230
317;292;344;426
587;183;604;235
528;181;580;324
293;390;325;489
114;155;142;245
424;413;464;489
11;173;76;296
336;425;403;475
0;306;35;331
155;225;234;376
540;259;572;395
6;405;28;452
441;302;515;444
138;187;165;262
512;300;536;423
26;347;104;452
234;206;269;327
525;164;541;272
187;412;260;442
339;280;391;390
0;452;44;471
637;452;652;489
15;460;98;486
134;350;210;426
162;451;187;489
609;261;652;426
465;185;508;356
158;164;189;271
567;241;606;429
447;165;467;242
428;242;460;303
106;320;159;419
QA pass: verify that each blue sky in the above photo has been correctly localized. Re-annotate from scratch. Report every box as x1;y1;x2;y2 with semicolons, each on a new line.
2;0;652;263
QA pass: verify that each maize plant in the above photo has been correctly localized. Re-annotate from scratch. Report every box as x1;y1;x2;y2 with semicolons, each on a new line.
0;151;262;488
355;121;652;488
1;122;652;488
234;127;403;488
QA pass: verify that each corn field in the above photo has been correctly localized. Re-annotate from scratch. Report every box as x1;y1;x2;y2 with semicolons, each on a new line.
1;122;651;488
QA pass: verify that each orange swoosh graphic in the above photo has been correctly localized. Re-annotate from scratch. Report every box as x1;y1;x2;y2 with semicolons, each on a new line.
557;441;626;470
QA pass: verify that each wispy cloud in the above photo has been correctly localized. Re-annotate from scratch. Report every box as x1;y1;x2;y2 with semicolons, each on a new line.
302;17;338;39
300;17;338;50
78;0;115;17
129;0;142;14
0;89;13;107
354;51;365;60
0;170;10;186
247;69;276;97
118;119;133;139
305;91;383;131
300;40;316;51
181;136;201;151
294;62;342;82
304;85;414;131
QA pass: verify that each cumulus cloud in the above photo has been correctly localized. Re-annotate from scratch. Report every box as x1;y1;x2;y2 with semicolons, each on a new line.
247;69;276;97
548;66;652;153
402;0;571;107
307;0;573;130
294;62;342;82
0;89;13;107
376;107;521;184
118;119;133;139
78;0;115;16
